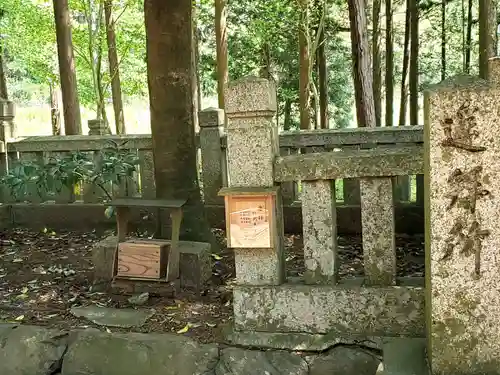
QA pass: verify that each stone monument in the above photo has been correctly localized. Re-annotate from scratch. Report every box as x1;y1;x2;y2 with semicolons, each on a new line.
425;58;500;374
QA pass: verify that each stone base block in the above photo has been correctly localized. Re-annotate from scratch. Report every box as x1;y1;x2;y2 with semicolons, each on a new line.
223;324;383;351
233;280;425;337
0;204;10;229
92;236;211;291
111;278;179;298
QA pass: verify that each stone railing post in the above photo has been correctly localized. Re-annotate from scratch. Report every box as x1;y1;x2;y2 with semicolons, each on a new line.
0;99;14;202
88;119;111;136
224;77;285;285
199;108;224;205
425;58;500;375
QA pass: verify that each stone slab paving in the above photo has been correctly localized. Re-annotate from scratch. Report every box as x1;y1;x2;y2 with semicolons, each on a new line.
70;305;154;328
0;325;431;375
382;338;429;375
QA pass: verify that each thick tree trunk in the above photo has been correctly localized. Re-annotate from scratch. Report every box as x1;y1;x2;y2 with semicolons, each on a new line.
479;0;496;79
409;0;418;125
385;0;393;127
441;0;446;81
398;0;410;125
317;26;328;129
49;82;61;135
144;0;215;245
52;0;82;135
372;0;382;127
105;0;125;134
284;99;292;131
465;0;473;73
299;0;311;130
348;0;376;128
215;0;228;109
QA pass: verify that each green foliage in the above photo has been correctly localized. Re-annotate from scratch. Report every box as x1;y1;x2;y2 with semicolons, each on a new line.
0;141;139;204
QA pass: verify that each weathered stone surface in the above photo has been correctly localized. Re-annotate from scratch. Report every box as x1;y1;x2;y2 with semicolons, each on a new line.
226;123;276;187
233;283;424;336
224;77;285;286
301;180;338;284
138;150;155;198
92;236;211;290
214;347;307;375
70;306;154;328
224;326;383;351
199;126;224;205
0;325;67;375
383;338;428;375
274;146;423;182
425;73;500;374
279;125;423;148
225;77;277;115
309;346;380;375
360;177;396;285
179;241;212;290
61;331;219;375
0;204;10;228
92;235;117;288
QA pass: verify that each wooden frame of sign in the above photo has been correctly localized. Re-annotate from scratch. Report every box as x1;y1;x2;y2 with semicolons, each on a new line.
218;187;278;249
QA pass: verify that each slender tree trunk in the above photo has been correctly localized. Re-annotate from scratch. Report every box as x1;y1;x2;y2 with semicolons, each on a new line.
317;25;328;128
49;82;61;135
144;0;215;245
398;0;411;125
372;0;382;127
385;0;394;127
479;0;496;79
441;0;446;81
409;0;419;125
284;99;292;131
465;0;473;73
348;0;376;128
0;42;7;100
192;2;200;132
104;0;125;134
215;0;228;109
52;0;82;135
259;43;272;79
299;0;311;130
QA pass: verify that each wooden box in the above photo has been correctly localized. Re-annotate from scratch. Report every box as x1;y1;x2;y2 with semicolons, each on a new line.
116;239;170;279
219;187;278;249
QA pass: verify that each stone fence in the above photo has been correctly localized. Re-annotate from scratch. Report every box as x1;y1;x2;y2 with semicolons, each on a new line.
0;104;424;234
222;77;425;354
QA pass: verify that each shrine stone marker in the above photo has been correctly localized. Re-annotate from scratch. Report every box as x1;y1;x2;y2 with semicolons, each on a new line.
425;59;500;375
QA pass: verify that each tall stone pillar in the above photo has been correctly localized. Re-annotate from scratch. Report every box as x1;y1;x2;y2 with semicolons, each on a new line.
224;77;284;285
425;59;500;374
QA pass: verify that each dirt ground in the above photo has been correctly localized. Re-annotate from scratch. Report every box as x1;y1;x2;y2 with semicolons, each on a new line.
0;227;424;343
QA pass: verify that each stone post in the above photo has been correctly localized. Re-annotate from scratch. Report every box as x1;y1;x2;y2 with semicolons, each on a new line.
425;59;500;375
224;77;285;285
88;119;111;136
199;108;224;205
0;99;14;202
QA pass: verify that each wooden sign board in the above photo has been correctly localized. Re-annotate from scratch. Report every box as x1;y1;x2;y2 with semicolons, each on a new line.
219;187;278;249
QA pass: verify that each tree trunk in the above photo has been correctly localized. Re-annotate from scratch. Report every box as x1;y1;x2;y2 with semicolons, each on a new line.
372;0;382;127
215;0;228;109
104;0;126;134
52;0;82;135
348;0;376;128
144;0;215;245
49;82;61;135
0;44;7;100
299;0;311;130
317;24;328;129
409;0;418;125
465;0;473;73
398;0;411;125
385;0;393;127
284;99;292;131
441;0;446;81
479;0;497;79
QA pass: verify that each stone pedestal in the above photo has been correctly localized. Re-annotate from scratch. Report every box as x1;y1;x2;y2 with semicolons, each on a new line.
88;119;110;135
425;61;500;375
199;108;224;205
224;77;284;285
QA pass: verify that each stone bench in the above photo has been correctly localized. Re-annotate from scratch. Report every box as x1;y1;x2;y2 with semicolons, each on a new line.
92;235;211;292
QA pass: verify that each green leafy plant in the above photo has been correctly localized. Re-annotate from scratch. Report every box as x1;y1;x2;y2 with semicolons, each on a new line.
1;140;140;218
